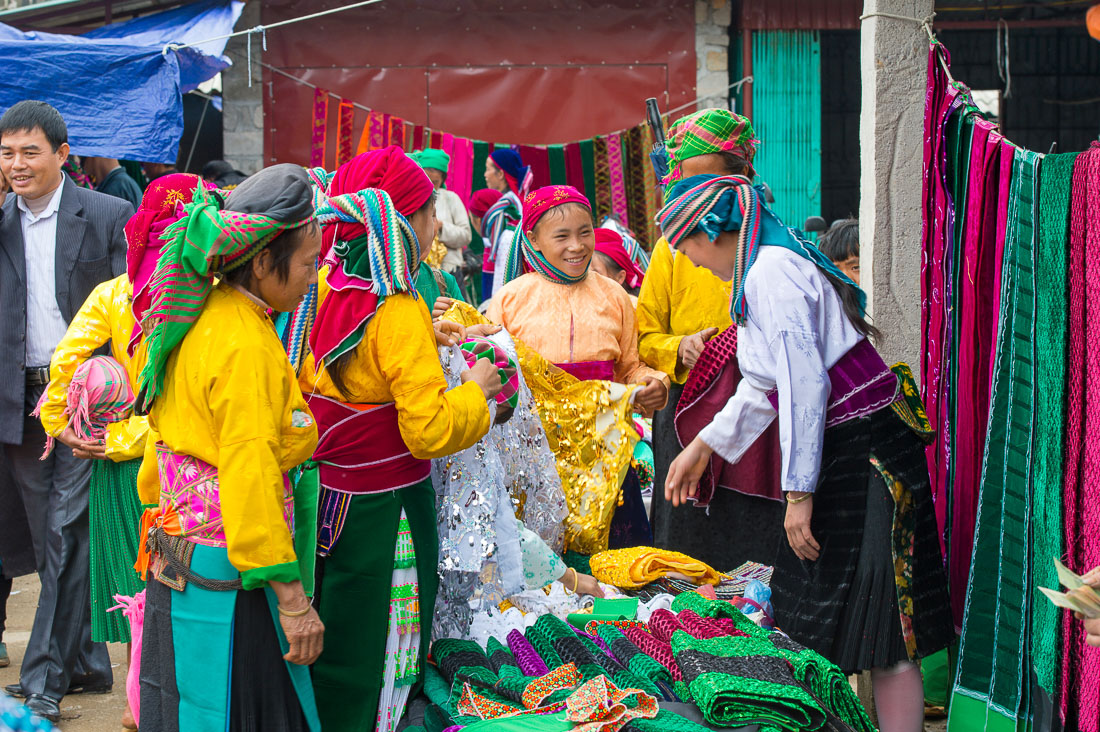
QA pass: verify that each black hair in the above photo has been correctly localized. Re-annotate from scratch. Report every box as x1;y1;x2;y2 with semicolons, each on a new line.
325;190;439;398
0;101;67;151
823;269;880;342
818;218;859;263
718;151;753;177
223;220;317;288
593;250;639;295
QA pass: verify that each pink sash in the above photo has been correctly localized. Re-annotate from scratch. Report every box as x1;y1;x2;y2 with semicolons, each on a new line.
555;360;614;382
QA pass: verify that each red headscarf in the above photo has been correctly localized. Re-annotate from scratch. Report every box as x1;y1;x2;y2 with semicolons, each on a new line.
594;228;645;289
469;188;503;219
323;146;434;254
124;173;212;356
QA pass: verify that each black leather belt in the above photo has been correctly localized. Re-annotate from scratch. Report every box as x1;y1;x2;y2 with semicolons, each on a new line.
25;366;51;386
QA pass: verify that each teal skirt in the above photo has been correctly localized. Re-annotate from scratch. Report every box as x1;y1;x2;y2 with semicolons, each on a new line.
89;457;145;643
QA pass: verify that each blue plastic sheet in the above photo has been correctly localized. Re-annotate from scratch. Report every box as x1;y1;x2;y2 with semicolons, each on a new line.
0;0;242;163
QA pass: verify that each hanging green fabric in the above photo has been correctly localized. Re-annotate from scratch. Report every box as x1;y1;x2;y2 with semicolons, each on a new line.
547;144;567;186
949;148;1040;732
1031;152;1077;697
472;141;491;194
579;139;597;212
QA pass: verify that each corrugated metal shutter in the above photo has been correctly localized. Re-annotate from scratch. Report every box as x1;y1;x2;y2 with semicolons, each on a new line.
750;30;822;231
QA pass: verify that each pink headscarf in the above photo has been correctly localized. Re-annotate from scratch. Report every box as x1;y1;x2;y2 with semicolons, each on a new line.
124;173;213;356
521;185;591;234
594;228;645;289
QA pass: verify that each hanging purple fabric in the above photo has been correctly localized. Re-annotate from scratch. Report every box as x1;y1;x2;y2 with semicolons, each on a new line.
565;143;586;197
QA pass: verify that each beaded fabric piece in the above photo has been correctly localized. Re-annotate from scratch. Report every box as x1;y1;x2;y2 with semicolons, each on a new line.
376;509;422;732
565;675;658;732
431;331;561;640
441;302;640;554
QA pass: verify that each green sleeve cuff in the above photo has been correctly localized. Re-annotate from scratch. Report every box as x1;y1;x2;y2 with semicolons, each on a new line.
241;560;301;591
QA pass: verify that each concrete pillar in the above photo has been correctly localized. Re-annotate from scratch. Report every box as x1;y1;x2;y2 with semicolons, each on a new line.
858;0;932;374
695;0;732;109
221;0;264;174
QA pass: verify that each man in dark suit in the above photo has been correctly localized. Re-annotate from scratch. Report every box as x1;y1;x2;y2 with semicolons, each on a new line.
0;101;132;722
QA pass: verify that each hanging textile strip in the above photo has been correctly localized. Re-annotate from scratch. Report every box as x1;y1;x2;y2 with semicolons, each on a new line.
947;116;1002;630
336;100;355;168
580;139;598;212
1031;152;1077;699
310;88;329;168
429;130;442;150
606;132;629;229
949;147;1038;732
355;111;374;156
451;137;475;207
593;137;612;224
988;142;1014;392
388;115;404;151
472;141;491;197
521;145;551;190
622;127;647;247
1063;142;1100;732
641;123;661;248
377;113;390;147
564;143;585;197
370;113;386;151
548;145;567;186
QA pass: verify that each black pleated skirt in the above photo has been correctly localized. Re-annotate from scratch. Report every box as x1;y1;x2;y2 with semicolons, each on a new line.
770;408;954;674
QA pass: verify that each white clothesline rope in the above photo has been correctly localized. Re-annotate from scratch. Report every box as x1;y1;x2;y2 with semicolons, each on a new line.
162;0;387;54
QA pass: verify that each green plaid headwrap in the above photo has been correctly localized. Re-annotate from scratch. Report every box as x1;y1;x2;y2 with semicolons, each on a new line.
136;184;309;413
664;108;758;185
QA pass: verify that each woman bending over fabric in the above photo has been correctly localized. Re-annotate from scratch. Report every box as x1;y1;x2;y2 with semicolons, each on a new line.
36;173;210;731
489;185;669;549
639;108;784;571
135;165;325;732
298;147;502;732
662;174;954;732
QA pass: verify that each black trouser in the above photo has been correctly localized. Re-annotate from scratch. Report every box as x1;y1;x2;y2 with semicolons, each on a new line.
3;384;110;699
0;573;11;643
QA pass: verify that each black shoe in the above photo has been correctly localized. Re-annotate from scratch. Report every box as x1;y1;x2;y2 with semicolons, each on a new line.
65;672;112;695
24;693;61;723
4;675;111;699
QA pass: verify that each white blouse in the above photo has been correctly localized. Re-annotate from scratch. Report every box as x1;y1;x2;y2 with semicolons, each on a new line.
697;246;864;493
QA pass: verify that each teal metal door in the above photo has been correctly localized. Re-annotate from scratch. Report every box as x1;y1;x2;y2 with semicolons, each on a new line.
747;30;823;230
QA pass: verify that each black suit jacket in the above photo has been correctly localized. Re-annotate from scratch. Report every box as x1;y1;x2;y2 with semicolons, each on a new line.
0;176;132;444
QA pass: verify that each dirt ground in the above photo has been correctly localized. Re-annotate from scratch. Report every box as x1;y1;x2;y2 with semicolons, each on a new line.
2;575;129;732
2;574;950;731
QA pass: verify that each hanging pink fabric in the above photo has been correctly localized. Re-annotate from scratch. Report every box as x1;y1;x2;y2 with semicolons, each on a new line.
388;115;405;150
111;590;146;727
1063;142;1100;727
449;137;474;206
310;88;329;168
336;100;355;168
606;132;630;229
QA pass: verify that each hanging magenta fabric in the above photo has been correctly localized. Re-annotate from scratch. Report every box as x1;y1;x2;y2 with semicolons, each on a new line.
336;100;355;168
606;131;629;229
310;88;329;168
947;117;1006;628
1062;142;1100;732
920;43;963;554
449;136;474;206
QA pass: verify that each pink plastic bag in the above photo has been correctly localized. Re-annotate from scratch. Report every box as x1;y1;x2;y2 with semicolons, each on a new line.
111;590;146;727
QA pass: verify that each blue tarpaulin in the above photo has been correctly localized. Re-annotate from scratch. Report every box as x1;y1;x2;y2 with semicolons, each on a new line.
0;0;242;164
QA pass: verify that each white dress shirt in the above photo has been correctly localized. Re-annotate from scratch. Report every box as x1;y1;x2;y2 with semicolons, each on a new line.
19;183;69;367
436;187;472;272
697;245;864;493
